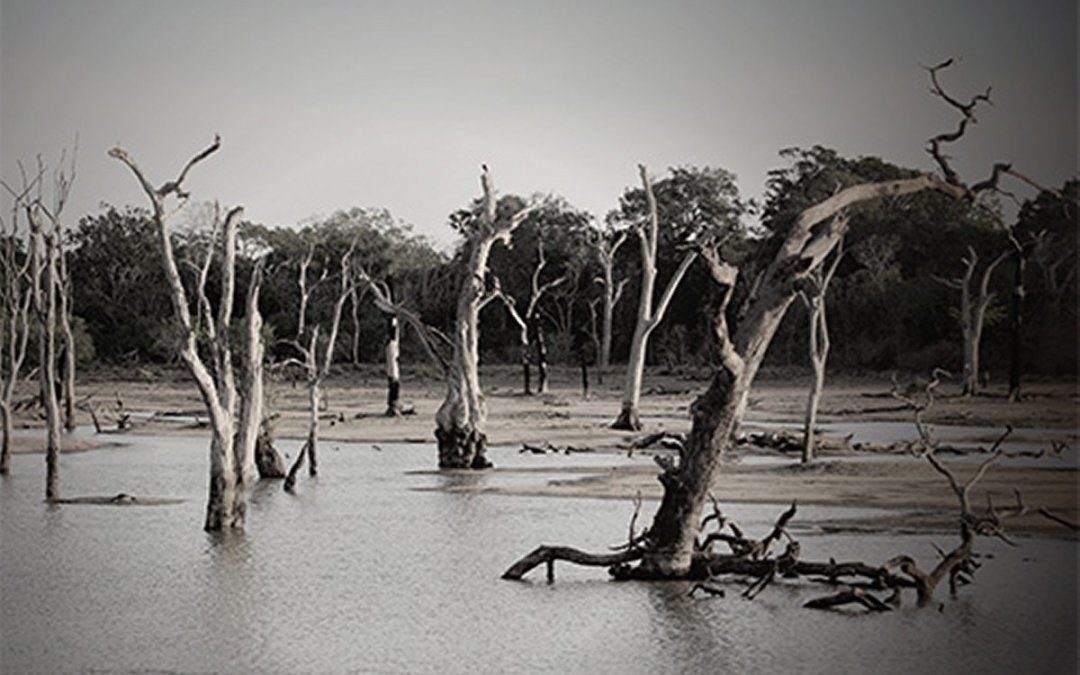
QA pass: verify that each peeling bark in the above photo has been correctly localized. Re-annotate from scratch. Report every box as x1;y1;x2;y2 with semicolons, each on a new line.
110;136;265;531
436;166;533;468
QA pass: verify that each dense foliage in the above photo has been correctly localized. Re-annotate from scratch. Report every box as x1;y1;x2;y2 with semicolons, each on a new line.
64;154;1076;378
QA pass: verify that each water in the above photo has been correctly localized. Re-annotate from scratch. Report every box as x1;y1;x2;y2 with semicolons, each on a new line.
2;435;1077;674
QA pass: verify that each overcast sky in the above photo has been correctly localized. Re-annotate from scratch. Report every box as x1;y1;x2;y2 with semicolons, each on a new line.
1;0;1075;249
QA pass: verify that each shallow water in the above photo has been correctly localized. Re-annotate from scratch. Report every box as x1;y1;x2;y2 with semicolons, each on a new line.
2;435;1077;674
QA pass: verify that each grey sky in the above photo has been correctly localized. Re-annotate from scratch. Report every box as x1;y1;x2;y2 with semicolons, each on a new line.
1;0;1075;249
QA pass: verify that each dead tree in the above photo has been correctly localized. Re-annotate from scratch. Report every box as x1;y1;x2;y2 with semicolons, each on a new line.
506;59;1035;581
1005;230;1029;402
280;239;355;491
0;181;35;475
936;245;1007;396
356;267;453;409
110;136;267;531
613;165;698;431
436;166;534;468
798;237;844;464
348;286;364;368
494;240;568;395
32;149;78;434
26;194;63;500
591;226;629;370
1030;230;1076;310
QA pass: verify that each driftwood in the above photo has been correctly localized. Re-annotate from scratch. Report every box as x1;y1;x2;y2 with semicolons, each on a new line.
520;442;597;455
50;493;184;506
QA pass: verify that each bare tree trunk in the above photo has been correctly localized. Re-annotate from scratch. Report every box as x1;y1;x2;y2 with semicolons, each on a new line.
1006;236;1026;402
0;403;12;475
350;287;362;368
436;166;534;468
638;171;971;576
800;242;842;464
385;313;403;416
614;165;697;431
941;247;1006;397
593;230;628;371
507;62;1043;582
30;220;62;500
519;326;532;396
495;239;565;396
533;319;549;394
111;136;264;530
57;236;76;432
0;199;32;475
306;380;320;476
801;331;825;464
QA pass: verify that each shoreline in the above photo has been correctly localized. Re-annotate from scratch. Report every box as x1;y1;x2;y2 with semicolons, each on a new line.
6;368;1076;538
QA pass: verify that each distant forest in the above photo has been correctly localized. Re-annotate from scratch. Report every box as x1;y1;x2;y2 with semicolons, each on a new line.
65;146;1076;378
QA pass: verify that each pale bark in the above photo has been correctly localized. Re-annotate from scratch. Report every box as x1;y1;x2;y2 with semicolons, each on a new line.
435;166;534;468
493;240;567;395
592;229;629;370
506;61;1038;582
28;212;62;500
637;175;967;576
799;240;843;464
938;246;1007;396
356;270;450;416
1006;232;1027;402
56;233;76;432
0;192;33;475
281;240;355;487
613;165;697;431
516;173;966;578
385;312;403;415
110;136;264;531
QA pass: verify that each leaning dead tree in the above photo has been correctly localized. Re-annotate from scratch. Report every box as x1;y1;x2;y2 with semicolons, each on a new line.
493;240;568;395
590;225;629;370
110;136;267;531
936;245;1007;396
613;165;699;431
798;236;844;464
505;59;1045;585
279;239;355;491
0;180;35;475
436;166;534;468
356;266;453;415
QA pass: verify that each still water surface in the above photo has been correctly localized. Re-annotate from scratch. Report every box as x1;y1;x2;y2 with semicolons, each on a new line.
2;434;1076;674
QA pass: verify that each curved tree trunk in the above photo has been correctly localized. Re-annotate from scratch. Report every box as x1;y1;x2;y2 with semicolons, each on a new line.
638;174;964;576
613;166;697;431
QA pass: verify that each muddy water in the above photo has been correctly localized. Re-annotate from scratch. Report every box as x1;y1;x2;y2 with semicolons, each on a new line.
2;435;1076;674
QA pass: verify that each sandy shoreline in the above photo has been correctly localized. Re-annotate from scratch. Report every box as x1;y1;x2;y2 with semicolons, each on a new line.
7;366;1077;537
